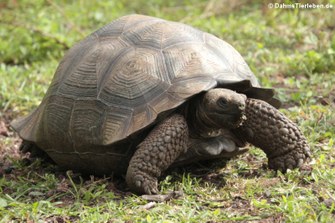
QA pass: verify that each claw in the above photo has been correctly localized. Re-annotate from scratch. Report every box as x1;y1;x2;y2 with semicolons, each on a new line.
135;180;142;188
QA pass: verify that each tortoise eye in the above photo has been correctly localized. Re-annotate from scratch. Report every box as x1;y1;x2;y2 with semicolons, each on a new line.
217;98;228;107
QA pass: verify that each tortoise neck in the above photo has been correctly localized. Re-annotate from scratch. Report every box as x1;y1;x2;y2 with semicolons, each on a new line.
185;95;221;138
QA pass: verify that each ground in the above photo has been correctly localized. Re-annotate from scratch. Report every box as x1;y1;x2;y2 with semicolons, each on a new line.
0;0;335;222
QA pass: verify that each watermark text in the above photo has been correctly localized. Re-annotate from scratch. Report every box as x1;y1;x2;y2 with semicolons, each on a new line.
268;2;333;9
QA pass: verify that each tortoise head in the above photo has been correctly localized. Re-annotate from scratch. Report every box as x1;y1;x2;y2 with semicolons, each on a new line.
197;88;247;130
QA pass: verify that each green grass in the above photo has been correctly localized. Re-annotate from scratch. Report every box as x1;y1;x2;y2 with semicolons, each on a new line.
1;0;335;222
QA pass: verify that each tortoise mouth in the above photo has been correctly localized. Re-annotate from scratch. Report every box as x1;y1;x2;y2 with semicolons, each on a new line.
207;108;245;129
233;112;246;128
225;112;246;128
218;103;245;127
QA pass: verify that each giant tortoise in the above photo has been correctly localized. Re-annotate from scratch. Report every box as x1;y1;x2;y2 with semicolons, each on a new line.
11;14;311;194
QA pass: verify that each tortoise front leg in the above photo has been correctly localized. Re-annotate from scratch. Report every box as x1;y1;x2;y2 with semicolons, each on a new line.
234;98;311;172
126;114;188;194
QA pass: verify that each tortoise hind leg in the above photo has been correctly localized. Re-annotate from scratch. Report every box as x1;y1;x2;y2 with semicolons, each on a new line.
126;114;188;194
20;140;52;161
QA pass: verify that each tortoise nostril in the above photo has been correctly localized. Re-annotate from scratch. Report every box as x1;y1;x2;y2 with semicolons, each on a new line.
239;103;245;111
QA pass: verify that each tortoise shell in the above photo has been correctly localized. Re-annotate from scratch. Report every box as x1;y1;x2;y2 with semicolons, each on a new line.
11;14;277;174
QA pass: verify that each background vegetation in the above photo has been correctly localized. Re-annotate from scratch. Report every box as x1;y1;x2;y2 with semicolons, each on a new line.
0;0;334;222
